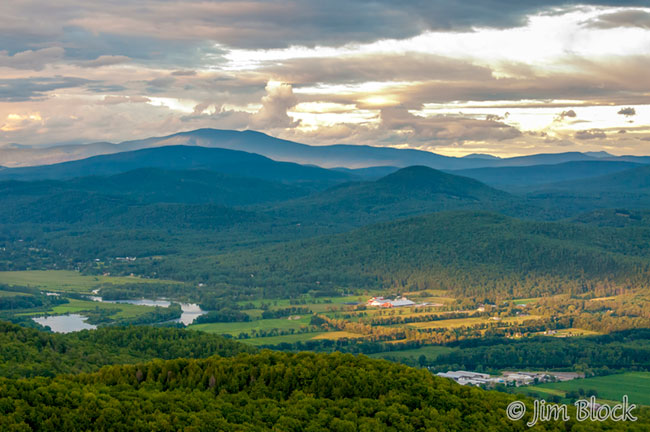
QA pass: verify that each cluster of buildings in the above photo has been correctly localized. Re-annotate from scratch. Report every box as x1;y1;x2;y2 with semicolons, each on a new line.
115;256;137;262
437;370;581;387
366;296;416;308
366;297;415;308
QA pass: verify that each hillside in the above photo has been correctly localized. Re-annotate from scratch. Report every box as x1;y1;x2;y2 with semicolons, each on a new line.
0;190;267;228
452;160;641;191
0;349;631;431
0;145;355;188
0;321;255;378
5;128;650;171
525;165;650;217
265;166;528;227
570;209;650;227
0;168;309;206
548;164;650;193
184;211;650;299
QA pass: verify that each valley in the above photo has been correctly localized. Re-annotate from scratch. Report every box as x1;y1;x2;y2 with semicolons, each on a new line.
2;130;650;429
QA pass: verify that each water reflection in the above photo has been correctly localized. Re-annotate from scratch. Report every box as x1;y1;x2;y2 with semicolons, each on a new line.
88;297;206;325
33;314;97;333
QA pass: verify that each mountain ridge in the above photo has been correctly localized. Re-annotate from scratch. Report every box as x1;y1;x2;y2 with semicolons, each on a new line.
3;128;650;170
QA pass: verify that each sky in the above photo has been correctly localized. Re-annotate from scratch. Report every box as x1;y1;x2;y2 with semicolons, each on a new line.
1;1;649;157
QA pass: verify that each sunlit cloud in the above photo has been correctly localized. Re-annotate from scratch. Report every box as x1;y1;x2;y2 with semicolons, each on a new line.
0;1;649;157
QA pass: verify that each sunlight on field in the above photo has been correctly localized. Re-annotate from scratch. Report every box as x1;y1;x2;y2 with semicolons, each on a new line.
189;315;312;336
535;372;650;406
406;317;487;329
0;290;31;297
368;345;456;361
312;331;364;340
0;270;180;293
41;298;153;319
241;332;326;346
544;328;603;337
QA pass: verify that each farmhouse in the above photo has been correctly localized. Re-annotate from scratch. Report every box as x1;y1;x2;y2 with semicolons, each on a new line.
367;296;416;308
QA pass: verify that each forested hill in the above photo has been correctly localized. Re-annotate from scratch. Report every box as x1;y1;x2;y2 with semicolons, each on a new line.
187;211;650;299
264;166;532;227
0;321;255;378
0;145;355;187
0;350;641;431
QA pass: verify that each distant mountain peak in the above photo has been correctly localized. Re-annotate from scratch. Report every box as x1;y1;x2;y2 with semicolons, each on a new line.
583;151;614;158
462;153;501;160
378;165;447;183
376;165;506;198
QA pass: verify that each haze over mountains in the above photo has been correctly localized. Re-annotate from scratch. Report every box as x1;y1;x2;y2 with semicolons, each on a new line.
2;129;650;230
3;128;650;171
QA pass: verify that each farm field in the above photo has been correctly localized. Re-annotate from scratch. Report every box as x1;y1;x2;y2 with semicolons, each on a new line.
545;328;602;337
368;345;456;362
530;372;650;406
312;331;364;340
405;316;488;329
0;270;180;293
188;315;313;336
0;290;31;297
241;332;327;346
20;298;155;320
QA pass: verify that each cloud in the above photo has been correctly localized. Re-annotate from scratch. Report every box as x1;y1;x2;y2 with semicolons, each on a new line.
575;129;606;140
556;109;577;121
99;95;151;105
584;9;650;29
145;76;176;93
259;53;494;86
617;107;636;117
0;77;92;101
1;0;647;56
379;107;521;144
0;47;64;71
74;55;130;68
250;81;300;129
171;70;197;76
553;109;577;123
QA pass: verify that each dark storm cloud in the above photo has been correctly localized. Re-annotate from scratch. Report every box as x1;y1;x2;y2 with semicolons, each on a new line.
0;77;92;101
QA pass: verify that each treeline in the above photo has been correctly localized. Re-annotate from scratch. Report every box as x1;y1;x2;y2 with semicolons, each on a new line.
361;311;475;326
0;321;255;379
2;350;642;431
194;308;251;323
102;211;650;301
97;282;188;301
434;329;650;374
0;293;67;310
261;306;311;319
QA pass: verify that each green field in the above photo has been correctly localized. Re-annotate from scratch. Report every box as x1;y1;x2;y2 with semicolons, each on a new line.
189;315;313;336
532;372;650;406
368;345;456;363
0;290;31;297
241;332;327;346
0;270;180;293
22;298;155;320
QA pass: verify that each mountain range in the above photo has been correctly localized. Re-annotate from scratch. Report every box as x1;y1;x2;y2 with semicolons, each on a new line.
3;128;650;170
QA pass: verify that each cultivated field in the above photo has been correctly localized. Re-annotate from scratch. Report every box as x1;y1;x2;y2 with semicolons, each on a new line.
0;270;179;293
527;372;650;406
